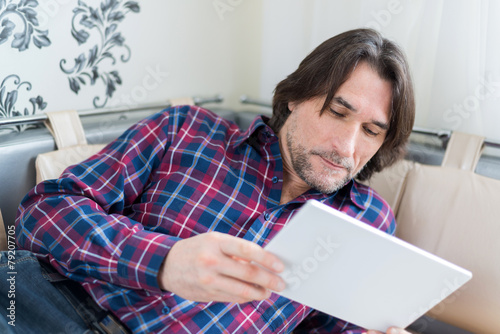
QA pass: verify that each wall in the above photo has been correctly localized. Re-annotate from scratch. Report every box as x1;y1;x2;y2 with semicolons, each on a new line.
0;0;264;134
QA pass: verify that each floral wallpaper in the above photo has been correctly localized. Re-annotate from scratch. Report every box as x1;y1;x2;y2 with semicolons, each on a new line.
61;0;139;108
0;0;50;133
0;0;140;134
0;0;51;51
0;74;47;133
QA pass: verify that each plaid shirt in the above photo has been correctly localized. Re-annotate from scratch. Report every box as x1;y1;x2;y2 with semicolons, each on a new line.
16;105;396;334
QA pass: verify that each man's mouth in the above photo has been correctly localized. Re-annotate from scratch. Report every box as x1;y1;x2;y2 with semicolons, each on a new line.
319;156;346;171
312;151;353;174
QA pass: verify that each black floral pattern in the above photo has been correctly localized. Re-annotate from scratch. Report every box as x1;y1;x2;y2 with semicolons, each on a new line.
60;0;140;108
0;74;46;133
0;0;51;51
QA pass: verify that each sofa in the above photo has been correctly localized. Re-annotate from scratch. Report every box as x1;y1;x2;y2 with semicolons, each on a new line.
1;96;499;333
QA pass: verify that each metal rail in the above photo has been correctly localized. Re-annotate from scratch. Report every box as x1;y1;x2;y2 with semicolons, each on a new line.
0;94;224;127
240;95;273;108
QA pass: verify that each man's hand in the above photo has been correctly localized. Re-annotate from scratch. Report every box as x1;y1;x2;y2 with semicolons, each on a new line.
365;328;412;334
158;232;286;303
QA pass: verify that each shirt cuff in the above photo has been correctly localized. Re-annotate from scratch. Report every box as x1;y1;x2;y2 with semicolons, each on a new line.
116;229;180;293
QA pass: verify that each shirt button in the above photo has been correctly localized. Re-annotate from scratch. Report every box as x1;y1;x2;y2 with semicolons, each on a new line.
162;306;170;314
272;176;279;183
264;212;270;221
264;131;273;141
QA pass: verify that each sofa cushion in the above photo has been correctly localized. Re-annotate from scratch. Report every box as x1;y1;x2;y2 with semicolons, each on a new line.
395;133;500;333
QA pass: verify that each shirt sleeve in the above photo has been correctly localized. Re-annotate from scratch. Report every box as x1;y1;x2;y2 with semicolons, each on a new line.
294;310;366;333
15;107;183;293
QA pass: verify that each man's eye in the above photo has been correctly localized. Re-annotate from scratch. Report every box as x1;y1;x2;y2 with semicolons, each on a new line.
329;108;345;118
364;127;380;136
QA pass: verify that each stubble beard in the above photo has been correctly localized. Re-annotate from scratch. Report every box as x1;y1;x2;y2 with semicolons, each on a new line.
286;131;356;194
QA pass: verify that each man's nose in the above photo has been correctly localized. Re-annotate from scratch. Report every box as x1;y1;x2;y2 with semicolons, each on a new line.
333;126;357;158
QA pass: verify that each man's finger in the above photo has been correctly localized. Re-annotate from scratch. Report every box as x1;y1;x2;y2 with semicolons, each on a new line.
218;255;285;292
218;235;284;273
387;328;410;334
209;274;272;302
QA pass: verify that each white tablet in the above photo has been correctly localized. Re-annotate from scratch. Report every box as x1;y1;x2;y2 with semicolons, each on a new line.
264;200;472;331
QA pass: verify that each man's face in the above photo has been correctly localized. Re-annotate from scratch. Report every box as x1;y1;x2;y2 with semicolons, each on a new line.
279;61;392;194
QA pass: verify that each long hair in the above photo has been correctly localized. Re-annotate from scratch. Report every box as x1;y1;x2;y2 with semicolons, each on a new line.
270;28;415;181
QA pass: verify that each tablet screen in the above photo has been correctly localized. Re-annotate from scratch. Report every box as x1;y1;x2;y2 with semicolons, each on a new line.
264;200;472;331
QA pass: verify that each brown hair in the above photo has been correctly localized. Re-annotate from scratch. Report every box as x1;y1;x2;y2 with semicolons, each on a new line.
270;28;415;181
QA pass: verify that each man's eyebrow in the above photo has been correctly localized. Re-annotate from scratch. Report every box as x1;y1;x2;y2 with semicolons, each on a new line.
332;96;357;112
373;120;389;131
332;96;389;130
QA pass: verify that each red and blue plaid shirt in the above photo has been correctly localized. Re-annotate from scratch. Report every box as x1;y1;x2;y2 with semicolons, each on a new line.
16;105;395;333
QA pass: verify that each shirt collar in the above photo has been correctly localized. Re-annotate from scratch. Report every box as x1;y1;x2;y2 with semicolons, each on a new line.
289;180;368;211
347;180;369;210
232;115;275;147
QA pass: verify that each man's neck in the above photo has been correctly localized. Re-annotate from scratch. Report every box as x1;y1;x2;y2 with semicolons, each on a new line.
279;170;311;205
276;131;311;205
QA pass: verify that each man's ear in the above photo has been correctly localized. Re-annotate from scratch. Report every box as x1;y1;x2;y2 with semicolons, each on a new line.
288;101;297;112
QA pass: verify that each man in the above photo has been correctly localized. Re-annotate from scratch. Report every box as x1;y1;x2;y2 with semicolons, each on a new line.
12;28;415;333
